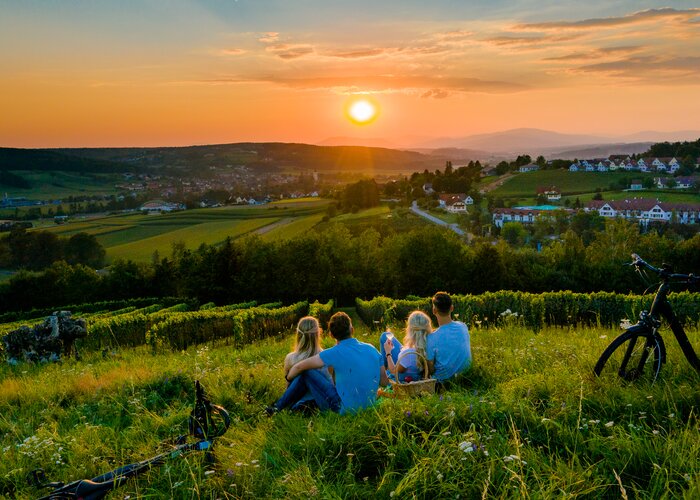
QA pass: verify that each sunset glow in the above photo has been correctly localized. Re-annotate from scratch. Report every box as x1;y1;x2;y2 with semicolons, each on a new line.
1;1;699;147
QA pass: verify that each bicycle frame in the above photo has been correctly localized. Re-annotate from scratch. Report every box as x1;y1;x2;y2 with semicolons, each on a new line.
641;260;700;372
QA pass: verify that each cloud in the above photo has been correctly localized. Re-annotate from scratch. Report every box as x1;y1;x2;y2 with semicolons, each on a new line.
421;88;450;99
322;48;388;59
219;48;246;56
514;8;700;31
543;45;643;62
191;74;527;95
576;55;700;79
265;43;315;60
258;32;279;43
483;33;582;49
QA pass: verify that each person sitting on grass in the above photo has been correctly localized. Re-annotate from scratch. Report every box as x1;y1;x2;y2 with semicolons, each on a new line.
381;311;432;382
269;311;388;415
427;291;471;384
279;316;333;413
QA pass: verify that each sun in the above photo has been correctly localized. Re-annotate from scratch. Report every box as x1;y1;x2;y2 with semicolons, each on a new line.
345;98;379;125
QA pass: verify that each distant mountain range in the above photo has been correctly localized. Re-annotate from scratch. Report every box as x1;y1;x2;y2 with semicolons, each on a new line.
320;128;700;159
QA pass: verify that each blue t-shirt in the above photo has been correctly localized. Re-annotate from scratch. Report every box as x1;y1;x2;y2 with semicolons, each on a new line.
426;321;471;381
319;338;383;415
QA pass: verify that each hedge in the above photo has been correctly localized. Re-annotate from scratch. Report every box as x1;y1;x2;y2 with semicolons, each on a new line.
357;291;700;331
146;301;308;350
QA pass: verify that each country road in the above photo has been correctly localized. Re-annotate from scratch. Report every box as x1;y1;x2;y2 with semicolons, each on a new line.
410;201;466;237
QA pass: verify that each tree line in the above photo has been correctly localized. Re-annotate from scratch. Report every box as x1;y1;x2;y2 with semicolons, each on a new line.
0;228;105;270
0;220;698;313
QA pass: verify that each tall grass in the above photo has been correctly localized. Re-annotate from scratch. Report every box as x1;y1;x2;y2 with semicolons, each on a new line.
0;316;698;498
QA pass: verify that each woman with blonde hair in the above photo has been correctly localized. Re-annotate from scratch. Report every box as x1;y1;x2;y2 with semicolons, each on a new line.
268;316;335;414
381;310;432;382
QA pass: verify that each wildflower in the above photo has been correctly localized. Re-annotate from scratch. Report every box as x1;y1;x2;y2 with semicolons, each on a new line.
605;421;614;428
668;413;675;418
459;441;474;453
442;431;452;436
204;470;215;476
541;418;551;423
652;430;660;435
390;492;396;498
437;473;443;481
406;411;412;417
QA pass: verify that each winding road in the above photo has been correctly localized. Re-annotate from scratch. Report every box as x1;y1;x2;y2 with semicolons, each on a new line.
410;201;466;237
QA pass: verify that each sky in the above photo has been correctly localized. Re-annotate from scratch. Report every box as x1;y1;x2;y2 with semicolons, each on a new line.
1;0;699;147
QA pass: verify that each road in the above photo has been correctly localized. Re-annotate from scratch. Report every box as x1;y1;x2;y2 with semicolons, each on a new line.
410;201;466;237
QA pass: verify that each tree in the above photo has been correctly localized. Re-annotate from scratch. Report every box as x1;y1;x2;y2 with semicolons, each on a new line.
495;161;510;176
65;232;106;268
501;222;528;247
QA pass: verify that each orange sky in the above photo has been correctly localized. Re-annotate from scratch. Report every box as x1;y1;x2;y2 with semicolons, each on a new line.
1;2;699;147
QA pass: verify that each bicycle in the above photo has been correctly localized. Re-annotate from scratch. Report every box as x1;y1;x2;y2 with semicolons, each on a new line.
28;380;231;499
593;253;700;383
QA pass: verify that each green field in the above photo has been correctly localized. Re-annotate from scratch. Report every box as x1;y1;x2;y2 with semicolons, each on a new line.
491;171;653;198
106;217;280;262
0;171;121;201
1;305;698;498
20;200;333;263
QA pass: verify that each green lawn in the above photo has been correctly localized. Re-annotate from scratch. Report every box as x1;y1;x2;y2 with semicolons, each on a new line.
335;206;391;221
491;171;655;198
106;217;279;262
1;309;698;498
259;214;326;242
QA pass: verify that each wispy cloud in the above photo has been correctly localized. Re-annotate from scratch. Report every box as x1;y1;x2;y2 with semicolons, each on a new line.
219;48;246;56
543;45;643;62
265;43;315;60
514;8;700;31
188;74;527;95
576;55;700;81
258;32;279;43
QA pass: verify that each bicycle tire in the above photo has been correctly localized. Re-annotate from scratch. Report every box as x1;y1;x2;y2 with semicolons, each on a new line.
594;329;663;383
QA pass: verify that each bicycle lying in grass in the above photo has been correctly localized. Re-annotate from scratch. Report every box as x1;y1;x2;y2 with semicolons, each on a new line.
593;253;699;383
29;380;230;500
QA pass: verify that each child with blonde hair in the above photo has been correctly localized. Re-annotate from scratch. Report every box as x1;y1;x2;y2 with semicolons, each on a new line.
381;310;432;382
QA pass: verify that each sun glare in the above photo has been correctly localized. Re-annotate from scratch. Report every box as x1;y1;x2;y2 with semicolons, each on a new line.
346;98;379;125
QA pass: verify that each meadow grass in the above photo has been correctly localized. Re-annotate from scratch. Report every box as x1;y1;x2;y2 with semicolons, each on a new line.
1;311;698;499
490;171;652;198
334;206;391;221
259;215;326;242
106;218;279;262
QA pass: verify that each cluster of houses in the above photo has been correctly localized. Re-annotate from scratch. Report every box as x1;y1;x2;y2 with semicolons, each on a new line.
568;156;684;173
492;199;700;228
584;199;699;226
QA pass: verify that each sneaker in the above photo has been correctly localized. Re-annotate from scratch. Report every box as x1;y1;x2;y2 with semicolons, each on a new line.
264;405;278;417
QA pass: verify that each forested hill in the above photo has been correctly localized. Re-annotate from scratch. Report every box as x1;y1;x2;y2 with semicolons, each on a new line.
0;148;127;173
2;143;441;174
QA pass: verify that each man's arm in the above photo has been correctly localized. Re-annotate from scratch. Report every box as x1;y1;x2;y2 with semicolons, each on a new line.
286;354;324;381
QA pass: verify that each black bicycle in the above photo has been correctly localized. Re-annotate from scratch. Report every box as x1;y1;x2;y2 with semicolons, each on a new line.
29;380;230;500
593;253;700;383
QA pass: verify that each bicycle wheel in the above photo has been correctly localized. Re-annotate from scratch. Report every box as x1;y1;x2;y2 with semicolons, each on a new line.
594;329;662;383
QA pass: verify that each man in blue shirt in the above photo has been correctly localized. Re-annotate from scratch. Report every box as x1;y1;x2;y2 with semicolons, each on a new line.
426;292;471;381
275;312;388;415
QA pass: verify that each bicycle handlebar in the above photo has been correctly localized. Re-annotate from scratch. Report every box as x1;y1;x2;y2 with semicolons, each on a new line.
630;253;698;284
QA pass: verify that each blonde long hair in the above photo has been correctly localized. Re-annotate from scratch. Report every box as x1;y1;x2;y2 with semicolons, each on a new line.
404;311;432;356
292;316;322;363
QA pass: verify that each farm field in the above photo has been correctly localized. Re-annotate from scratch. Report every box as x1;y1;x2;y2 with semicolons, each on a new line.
490;171;652;198
0;304;698;498
0;170;122;201
28;200;334;263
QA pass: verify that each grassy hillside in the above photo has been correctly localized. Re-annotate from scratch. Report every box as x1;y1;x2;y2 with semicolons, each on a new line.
1;306;698;498
490;171;649;198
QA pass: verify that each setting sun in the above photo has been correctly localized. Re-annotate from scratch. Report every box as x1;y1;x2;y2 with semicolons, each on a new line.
346;98;379;125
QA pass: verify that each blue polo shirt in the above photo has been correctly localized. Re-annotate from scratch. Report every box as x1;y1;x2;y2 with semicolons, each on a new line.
426;321;471;381
319;338;383;415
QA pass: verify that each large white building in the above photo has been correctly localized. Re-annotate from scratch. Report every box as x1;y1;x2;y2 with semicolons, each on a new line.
585;199;699;225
